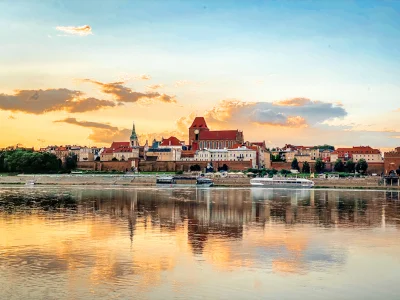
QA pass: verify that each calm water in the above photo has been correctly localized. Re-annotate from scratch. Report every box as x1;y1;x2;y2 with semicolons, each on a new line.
1;186;400;300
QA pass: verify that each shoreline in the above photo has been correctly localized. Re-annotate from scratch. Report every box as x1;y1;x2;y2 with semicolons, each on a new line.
0;174;399;191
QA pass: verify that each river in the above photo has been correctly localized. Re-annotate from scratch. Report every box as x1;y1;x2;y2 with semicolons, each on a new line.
1;186;400;299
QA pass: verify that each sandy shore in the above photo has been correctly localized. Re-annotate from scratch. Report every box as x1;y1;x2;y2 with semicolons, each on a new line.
0;174;398;190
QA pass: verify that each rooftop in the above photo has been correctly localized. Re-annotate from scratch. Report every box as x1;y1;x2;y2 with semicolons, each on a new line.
160;136;182;147
190;117;208;129
199;130;240;140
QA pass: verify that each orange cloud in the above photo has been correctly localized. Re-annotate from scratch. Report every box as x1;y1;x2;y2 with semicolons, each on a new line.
53;114;195;145
139;74;151;80
81;79;176;104
56;25;92;36
146;84;164;90
273;97;311;107
204;98;346;129
0;89;115;114
53;118;131;144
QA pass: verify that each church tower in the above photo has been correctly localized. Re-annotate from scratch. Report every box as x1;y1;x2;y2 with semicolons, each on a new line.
130;122;139;148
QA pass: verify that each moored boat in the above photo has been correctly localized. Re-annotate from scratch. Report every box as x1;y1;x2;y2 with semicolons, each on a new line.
196;177;214;187
156;175;213;187
156;176;176;185
250;176;314;188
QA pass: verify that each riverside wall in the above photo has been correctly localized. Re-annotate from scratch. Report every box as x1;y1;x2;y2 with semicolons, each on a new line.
77;160;253;172
271;162;384;174
0;174;399;189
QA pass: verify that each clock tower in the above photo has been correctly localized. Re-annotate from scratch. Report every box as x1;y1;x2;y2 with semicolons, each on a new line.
188;117;209;146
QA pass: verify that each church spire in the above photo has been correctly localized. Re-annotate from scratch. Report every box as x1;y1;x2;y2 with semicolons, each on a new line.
130;121;139;147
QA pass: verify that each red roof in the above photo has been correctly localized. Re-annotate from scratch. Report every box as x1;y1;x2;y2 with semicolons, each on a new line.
190;117;208;129
199;130;239;140
102;148;114;154
110;142;130;149
181;150;195;158
250;142;266;148
332;146;380;155
102;146;134;154
160;136;181;146
296;146;313;150
230;144;256;150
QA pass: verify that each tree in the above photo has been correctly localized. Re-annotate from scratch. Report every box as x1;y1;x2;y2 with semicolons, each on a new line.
65;152;77;170
1;150;60;173
280;169;291;175
315;158;325;173
218;164;229;172
190;164;201;172
345;159;355;173
356;159;368;174
313;144;335;151
334;159;345;172
302;161;310;173
291;158;300;171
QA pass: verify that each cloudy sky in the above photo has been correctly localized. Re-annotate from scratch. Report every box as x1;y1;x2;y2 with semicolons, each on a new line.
1;0;399;149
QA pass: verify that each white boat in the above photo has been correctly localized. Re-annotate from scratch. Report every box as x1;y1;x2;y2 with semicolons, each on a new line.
156;175;213;187
25;180;36;185
250;176;314;188
196;177;214;187
156;176;176;185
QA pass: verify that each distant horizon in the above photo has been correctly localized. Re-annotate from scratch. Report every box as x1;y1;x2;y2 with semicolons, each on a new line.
1;0;399;149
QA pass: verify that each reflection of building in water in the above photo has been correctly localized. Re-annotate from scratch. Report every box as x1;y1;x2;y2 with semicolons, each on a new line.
73;188;400;239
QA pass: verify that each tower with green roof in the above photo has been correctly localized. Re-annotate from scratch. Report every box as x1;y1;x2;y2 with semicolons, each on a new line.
130;122;139;147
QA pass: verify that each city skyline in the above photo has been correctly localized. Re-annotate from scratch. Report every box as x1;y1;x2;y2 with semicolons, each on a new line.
1;0;400;149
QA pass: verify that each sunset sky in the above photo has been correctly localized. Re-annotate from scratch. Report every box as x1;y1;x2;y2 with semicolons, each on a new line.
1;0;399;149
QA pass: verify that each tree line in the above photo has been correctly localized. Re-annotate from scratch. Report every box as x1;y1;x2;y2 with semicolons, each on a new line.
290;157;369;174
0;150;77;173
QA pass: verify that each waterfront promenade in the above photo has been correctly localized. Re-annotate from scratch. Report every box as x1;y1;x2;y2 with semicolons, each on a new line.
0;174;398;190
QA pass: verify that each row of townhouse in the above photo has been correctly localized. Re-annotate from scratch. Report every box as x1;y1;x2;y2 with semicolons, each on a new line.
274;144;383;164
143;136;269;169
40;145;102;162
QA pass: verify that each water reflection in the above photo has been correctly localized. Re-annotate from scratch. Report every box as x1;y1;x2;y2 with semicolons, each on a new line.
1;187;400;299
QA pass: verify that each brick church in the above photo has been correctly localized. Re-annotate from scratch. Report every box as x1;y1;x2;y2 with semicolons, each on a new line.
189;117;244;150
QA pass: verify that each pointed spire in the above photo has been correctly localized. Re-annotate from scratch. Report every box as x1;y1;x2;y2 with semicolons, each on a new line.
130;121;139;147
130;121;137;140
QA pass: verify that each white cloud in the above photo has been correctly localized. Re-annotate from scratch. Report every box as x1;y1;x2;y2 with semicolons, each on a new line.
56;25;92;36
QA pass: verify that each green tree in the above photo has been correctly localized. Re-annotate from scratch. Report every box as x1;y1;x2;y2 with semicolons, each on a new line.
0;151;5;172
302;161;310;173
291;158;300;171
190;164;201;172
345;159;355;173
2;150;60;173
313;145;335;151
65;152;77;170
218;164;229;172
334;159;345;172
315;158;325;173
356;159;368;174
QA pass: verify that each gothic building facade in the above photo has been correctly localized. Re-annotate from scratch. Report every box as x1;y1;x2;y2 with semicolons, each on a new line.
188;117;244;150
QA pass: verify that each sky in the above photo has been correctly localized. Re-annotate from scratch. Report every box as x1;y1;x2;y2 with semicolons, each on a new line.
0;0;399;150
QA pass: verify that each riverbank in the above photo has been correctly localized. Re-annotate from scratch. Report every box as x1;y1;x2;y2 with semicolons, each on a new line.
0;174;399;190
